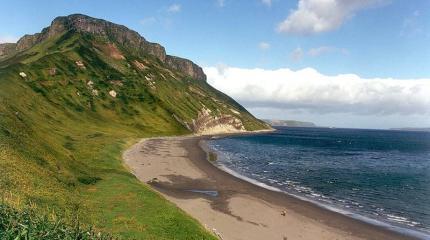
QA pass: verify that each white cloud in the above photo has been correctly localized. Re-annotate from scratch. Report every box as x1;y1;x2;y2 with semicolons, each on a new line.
217;0;225;7
259;42;271;50
277;0;385;35
290;47;303;61
204;66;430;116
261;0;272;7
307;46;348;57
167;4;181;13
0;35;18;43
139;17;156;26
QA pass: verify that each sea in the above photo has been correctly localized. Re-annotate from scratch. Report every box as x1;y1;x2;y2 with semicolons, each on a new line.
206;127;430;239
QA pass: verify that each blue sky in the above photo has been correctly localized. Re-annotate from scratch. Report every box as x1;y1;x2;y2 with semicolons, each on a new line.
1;0;429;128
1;0;428;78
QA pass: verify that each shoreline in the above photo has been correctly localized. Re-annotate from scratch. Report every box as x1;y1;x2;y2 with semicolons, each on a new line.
202;133;430;240
123;134;418;240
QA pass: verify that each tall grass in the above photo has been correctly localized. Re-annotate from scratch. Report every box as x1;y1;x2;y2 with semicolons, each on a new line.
0;202;114;240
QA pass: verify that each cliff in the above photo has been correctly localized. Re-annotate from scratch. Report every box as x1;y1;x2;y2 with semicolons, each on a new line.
0;43;17;59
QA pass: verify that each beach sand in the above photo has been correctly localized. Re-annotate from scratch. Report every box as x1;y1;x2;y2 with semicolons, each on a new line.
123;136;414;240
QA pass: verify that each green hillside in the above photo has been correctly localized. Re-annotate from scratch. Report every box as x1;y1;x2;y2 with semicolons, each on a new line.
0;14;268;239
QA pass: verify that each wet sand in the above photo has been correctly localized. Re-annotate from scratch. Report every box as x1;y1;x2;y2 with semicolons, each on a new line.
123;136;416;240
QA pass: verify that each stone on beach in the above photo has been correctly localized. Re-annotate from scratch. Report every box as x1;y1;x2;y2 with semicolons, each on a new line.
212;228;223;240
148;177;158;184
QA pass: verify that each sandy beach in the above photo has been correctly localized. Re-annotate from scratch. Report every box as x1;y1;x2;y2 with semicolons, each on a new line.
123;135;415;240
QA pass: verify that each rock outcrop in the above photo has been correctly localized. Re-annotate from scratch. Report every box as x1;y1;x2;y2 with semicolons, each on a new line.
2;14;206;81
188;108;245;135
0;43;17;59
165;56;206;81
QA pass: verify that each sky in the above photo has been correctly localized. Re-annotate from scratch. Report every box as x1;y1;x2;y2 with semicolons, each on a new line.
0;0;429;129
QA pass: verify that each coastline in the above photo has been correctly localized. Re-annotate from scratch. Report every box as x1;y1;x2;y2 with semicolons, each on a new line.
123;134;417;240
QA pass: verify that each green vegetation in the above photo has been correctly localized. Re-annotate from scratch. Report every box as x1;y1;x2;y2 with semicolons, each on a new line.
0;25;266;239
0;202;113;239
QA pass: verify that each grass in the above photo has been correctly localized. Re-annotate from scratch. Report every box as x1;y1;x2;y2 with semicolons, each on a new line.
0;202;114;240
0;104;215;239
0;30;267;239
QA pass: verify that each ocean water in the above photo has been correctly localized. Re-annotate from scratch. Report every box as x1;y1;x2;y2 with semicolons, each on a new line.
206;127;430;238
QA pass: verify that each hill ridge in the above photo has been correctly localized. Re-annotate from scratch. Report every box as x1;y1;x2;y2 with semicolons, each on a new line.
0;13;206;81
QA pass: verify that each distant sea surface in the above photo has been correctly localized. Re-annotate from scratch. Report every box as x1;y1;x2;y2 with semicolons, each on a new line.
206;127;430;238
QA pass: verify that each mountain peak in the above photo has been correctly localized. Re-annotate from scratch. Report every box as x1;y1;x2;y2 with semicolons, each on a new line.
2;14;206;81
50;15;150;42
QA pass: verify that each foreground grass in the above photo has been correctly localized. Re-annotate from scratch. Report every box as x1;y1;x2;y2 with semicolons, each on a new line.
1;125;216;239
0;114;215;239
0;202;113;239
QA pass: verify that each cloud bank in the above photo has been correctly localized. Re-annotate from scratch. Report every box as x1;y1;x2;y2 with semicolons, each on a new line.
277;0;385;35
204;66;430;116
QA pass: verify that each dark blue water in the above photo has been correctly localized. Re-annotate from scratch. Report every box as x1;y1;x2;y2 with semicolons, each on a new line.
207;127;430;238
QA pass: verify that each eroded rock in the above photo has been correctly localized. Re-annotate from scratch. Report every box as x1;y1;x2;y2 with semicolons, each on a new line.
188;107;245;135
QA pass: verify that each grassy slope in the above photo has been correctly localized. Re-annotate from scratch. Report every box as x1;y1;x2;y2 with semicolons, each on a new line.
0;31;270;239
0;70;214;239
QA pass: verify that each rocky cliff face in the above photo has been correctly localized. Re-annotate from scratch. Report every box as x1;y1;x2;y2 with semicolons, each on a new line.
0;43;17;59
2;14;206;81
50;15;167;62
186;108;245;135
16;34;41;51
165;56;206;81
